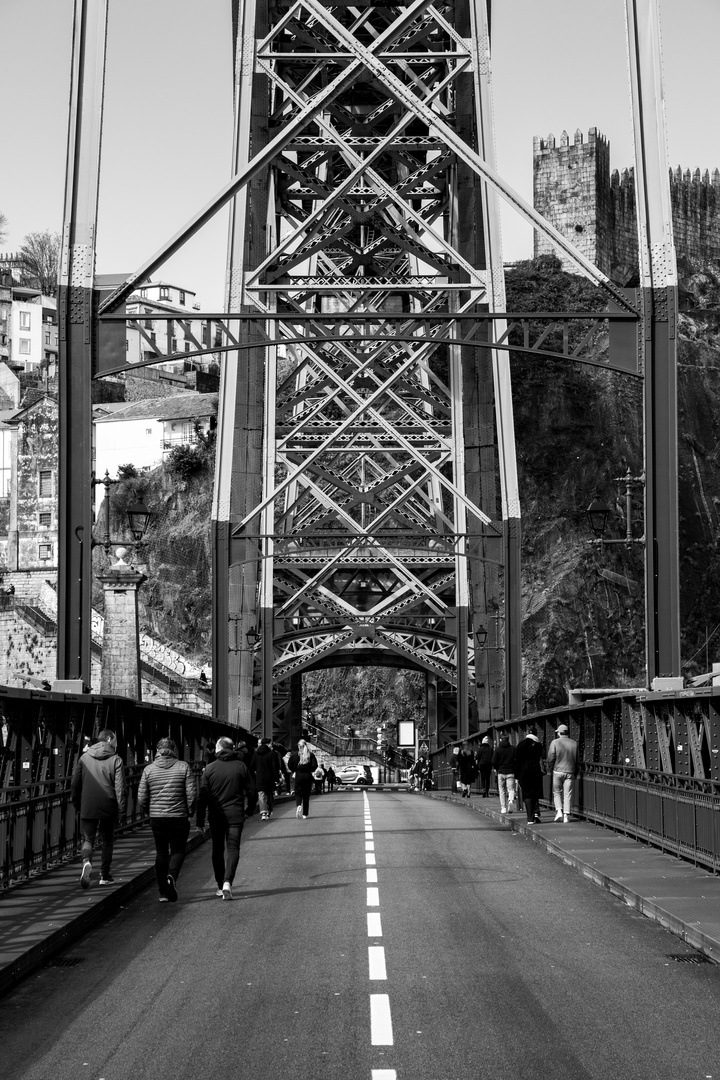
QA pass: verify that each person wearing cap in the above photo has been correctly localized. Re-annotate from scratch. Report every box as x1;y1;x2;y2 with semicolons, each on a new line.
476;734;493;798
546;723;578;823
196;736;255;900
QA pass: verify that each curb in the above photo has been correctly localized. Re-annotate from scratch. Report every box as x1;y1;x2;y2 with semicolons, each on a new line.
424;789;720;963
0;831;207;998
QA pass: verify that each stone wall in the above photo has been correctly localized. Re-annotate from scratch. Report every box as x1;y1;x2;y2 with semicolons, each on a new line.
533;128;720;281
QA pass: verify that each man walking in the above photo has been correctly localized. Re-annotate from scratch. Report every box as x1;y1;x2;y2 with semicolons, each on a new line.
71;729;126;888
254;737;280;820
547;723;578;823
492;733;517;814
196;737;255;900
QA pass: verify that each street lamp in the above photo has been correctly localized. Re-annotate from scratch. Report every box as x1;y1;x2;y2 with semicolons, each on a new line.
586;495;610;539
91;471;153;551
586;469;645;546
475;625;488;648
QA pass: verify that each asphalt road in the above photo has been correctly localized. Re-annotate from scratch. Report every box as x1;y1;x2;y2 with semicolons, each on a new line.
2;792;720;1080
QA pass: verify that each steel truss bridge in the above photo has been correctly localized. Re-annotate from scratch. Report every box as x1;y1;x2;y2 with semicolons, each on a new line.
56;0;679;743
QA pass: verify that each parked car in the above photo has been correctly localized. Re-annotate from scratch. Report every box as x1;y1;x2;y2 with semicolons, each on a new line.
335;764;374;785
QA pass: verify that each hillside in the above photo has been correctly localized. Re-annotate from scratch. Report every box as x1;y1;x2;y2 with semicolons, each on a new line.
92;256;720;717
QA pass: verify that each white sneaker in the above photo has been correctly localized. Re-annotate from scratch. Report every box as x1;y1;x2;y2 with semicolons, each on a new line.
215;888;224;897
80;861;92;889
563;815;570;823
554;811;563;822
222;882;233;901
296;806;302;819
501;808;507;814
507;802;516;814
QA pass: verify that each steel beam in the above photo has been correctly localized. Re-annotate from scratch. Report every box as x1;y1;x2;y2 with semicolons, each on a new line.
625;0;680;682
57;0;108;686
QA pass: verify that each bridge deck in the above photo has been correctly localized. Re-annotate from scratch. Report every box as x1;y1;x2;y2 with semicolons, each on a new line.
1;789;719;998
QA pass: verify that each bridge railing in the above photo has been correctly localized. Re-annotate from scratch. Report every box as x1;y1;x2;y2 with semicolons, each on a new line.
0;686;245;889
430;686;720;871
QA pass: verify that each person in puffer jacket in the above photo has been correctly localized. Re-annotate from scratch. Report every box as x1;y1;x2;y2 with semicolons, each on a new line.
137;737;196;903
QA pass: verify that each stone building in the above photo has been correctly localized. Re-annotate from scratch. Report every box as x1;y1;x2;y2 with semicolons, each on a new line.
533;127;720;281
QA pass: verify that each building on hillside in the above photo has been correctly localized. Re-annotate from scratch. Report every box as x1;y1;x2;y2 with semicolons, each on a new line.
93;391;218;504
1;285;59;376
0;394;58;572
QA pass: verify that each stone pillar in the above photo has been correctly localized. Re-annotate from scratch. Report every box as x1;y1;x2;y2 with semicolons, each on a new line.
97;548;146;700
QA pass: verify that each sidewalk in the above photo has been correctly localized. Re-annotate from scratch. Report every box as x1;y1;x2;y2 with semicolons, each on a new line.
2;791;719;998
426;788;720;963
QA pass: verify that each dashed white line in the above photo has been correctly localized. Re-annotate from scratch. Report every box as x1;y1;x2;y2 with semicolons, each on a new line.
370;993;394;1045
367;886;380;906
368;946;387;980
366;868;378;882
372;1072;397;1080
366;852;376;865
367;912;382;936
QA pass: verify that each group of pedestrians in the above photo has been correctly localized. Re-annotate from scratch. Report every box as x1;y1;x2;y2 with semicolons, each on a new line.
71;731;327;905
447;724;578;823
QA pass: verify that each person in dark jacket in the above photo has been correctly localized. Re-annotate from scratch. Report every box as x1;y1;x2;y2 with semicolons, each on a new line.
287;739;318;819
514;726;544;824
137;737;196;902
237;740;258;817
492;734;517;815
255;737;280;821
325;765;337;792
71;729;126;889
196;737;255;900
457;741;478;798
476;735;493;797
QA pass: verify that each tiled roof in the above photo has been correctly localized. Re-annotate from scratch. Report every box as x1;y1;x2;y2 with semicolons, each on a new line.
93;392;218;424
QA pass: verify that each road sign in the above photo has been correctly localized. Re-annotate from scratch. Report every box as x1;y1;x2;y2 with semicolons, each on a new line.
419;742;429;754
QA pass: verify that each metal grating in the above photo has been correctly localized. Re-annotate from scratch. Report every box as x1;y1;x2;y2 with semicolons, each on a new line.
666;952;714;965
46;956;84;968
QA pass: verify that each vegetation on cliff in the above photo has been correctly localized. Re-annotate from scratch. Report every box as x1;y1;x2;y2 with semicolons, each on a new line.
94;255;720;720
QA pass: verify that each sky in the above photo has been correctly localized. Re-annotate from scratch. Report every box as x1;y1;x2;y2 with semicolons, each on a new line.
3;0;720;308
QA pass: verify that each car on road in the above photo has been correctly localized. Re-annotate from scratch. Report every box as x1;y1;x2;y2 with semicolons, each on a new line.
335;764;374;785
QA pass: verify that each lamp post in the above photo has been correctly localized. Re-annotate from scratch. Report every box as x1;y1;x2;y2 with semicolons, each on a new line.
93;473;153;700
586;470;645;546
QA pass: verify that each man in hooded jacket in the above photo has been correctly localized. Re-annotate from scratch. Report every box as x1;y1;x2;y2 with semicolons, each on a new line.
71;729;126;888
196;737;255;900
255;737;280;820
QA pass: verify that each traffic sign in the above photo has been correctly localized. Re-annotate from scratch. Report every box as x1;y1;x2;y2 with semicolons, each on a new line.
419;742;429;753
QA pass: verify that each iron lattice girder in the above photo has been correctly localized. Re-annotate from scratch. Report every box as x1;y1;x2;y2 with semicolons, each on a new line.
96;310;639;379
269;623;473;687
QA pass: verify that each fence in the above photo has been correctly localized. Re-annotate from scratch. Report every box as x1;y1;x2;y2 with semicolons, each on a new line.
430;685;720;872
0;686;244;889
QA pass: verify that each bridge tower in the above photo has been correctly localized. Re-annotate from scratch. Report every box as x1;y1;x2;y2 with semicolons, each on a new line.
57;0;679;734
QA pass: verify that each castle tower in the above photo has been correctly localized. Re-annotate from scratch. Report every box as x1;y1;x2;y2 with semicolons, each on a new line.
533;128;612;274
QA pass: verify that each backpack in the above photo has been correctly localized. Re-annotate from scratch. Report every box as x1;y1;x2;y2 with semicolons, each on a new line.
313;766;324;780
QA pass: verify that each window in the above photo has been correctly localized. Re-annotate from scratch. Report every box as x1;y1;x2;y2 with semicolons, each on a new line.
171;336;178;353
39;512;52;528
38;543;53;562
125;339;129;351
20;311;31;330
185;342;191;353
179;291;186;306
140;288;147;298
146;428;152;435
39;470;53;497
160;287;170;300
45;331;51;345
19;338;31;354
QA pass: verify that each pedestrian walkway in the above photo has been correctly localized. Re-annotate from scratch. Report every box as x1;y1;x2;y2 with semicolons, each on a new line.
2;790;719;998
427;788;720;964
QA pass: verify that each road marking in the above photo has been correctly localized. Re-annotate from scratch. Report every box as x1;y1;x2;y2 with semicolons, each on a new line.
367;911;382;936
367;886;380;906
366;852;376;865
372;1072;397;1080
366;868;378;883
369;946;387;980
366;840;375;851
370;994;394;1045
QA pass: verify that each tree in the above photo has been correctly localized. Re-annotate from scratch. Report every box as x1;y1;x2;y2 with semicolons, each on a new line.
18;229;61;296
0;212;7;245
